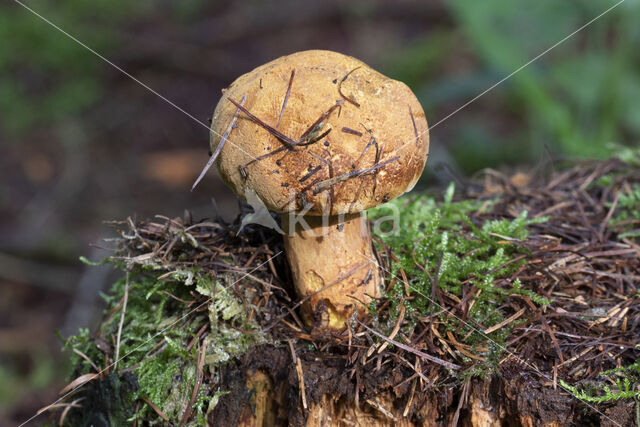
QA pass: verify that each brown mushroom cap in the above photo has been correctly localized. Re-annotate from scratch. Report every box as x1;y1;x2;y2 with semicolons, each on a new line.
210;50;429;215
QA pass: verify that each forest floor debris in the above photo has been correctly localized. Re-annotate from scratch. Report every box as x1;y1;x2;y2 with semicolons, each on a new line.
53;151;640;425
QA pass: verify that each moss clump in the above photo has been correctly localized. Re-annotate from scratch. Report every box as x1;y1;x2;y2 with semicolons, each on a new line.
64;268;266;425
608;183;640;239
596;146;640;239
560;349;640;403
369;183;549;369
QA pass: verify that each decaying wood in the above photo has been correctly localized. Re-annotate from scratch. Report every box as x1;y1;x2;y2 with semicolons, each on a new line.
61;156;639;426
217;365;577;426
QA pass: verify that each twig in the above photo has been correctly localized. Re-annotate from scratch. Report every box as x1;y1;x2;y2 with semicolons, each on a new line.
403;380;416;417
241;146;288;174
299;165;322;183
277;70;295;127
482;307;526;335
356;320;461;370
342;127;363;136
599;188;619;241
228;97;298;149
371;138;381;196
288;339;307;409
114;270;130;371
308;150;334;213
452;379;470;427
409;106;420;146
297;102;342;143
377;304;405;354
239;101;341;175
191;94;246;191
312;156;399;195
186;323;209;352
353;135;376;166
36;398;84;416
58;398;84;427
348;135;382;209
142;397;169;422
72;348;100;373
180;343;207;426
58;373;99;396
338;66;361;107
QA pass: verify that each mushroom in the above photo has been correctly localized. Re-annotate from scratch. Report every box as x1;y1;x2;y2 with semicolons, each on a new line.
209;50;429;329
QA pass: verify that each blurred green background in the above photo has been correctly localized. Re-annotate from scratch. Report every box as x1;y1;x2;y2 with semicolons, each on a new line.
1;0;638;423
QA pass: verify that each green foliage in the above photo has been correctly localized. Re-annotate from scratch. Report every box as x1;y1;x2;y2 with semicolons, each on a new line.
382;31;454;89
560;351;640;403
560;378;640;403
0;0;167;137
388;0;640;171
0;349;57;412
369;183;549;369
64;269;266;425
5;0;639;170
614;145;640;168
610;184;640;239
597;146;640;239
78;255;106;266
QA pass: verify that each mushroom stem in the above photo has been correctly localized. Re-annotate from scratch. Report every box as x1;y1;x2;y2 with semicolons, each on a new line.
282;213;381;329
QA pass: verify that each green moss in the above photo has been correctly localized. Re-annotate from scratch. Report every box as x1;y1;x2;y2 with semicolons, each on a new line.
560;346;640;404
614;145;640;168
64;267;266;425
369;183;549;370
609;183;640;239
593;146;640;238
